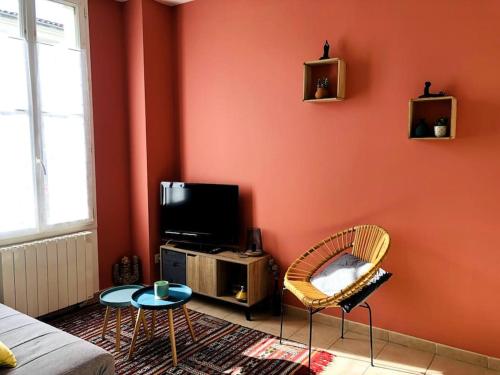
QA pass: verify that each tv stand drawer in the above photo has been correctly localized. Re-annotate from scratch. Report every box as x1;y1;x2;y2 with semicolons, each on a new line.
161;249;186;285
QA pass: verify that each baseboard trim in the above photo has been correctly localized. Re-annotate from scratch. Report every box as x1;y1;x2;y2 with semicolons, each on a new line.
283;304;500;371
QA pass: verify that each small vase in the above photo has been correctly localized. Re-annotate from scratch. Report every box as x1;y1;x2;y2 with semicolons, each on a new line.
314;87;328;99
434;125;447;137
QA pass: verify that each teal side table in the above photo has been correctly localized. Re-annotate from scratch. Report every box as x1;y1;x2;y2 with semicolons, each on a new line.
127;284;195;366
99;285;147;351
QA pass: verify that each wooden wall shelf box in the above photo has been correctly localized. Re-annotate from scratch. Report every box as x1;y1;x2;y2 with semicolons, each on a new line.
160;244;270;319
303;58;346;102
408;96;457;140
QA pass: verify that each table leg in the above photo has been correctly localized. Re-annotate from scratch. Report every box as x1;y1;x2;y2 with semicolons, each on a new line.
128;308;143;360
102;306;110;339
129;307;135;327
168;309;178;367
150;310;156;338
141;309;150;339
115;308;122;351
182;305;196;342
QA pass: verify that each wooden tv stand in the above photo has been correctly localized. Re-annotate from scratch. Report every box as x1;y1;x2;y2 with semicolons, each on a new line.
159;244;270;320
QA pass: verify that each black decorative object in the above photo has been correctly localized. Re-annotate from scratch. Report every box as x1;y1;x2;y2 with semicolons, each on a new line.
245;228;264;257
320;40;330;60
419;81;446;98
414;118;429;137
268;258;281;316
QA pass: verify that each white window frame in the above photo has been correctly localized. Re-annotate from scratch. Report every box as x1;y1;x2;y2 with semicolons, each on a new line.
0;0;97;247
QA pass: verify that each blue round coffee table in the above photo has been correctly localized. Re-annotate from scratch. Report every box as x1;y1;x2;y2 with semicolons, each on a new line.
99;285;144;351
127;284;196;366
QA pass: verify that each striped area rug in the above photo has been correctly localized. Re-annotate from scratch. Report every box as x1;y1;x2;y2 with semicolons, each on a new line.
49;304;334;374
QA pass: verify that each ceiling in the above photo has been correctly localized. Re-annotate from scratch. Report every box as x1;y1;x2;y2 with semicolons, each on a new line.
154;0;194;5
116;0;193;5
156;0;193;5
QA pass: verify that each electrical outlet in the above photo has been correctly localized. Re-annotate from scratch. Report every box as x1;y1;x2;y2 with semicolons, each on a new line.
154;253;160;264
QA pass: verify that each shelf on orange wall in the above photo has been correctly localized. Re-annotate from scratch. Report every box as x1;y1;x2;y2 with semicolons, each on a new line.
408;96;457;139
303;58;346;102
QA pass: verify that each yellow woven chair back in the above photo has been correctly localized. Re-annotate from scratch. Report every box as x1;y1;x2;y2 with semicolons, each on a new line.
284;225;390;308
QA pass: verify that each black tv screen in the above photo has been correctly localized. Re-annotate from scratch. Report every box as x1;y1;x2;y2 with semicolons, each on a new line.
160;182;239;245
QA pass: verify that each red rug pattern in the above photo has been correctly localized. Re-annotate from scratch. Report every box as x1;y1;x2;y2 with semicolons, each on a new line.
49;304;334;374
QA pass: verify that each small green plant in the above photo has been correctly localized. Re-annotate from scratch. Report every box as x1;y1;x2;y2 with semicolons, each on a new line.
317;77;329;89
435;117;449;126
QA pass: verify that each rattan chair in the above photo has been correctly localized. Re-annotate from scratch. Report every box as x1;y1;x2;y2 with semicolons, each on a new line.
280;225;390;370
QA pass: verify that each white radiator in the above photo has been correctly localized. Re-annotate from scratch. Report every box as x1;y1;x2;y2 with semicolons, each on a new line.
0;231;99;317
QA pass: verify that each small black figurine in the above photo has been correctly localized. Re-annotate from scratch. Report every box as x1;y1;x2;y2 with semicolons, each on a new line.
414;118;429;137
320;40;330;60
419;81;446;98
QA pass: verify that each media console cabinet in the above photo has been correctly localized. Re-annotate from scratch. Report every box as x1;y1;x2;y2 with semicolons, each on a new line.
160;244;270;319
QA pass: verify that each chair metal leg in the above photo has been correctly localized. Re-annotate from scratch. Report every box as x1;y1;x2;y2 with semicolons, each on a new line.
307;307;313;374
341;309;345;339
363;302;374;367
279;286;286;344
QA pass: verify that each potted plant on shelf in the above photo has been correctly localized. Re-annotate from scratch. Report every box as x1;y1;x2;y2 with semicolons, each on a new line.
434;117;449;137
315;77;329;99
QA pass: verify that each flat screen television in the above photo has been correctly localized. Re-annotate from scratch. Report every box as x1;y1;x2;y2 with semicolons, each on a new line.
160;182;239;246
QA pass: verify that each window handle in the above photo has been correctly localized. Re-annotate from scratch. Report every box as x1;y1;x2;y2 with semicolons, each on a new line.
36;158;47;175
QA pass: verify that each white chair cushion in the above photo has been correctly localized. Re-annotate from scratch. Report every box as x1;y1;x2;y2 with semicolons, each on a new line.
310;253;382;296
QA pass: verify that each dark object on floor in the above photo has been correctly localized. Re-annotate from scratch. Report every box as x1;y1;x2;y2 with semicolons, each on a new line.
320;40;330;60
419;81;446;98
50;303;335;375
112;256;140;285
414;118;430;137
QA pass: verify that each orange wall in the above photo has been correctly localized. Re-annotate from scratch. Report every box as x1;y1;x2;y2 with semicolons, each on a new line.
124;0;178;283
88;0;132;288
176;0;500;357
124;0;151;283
88;0;178;287
143;0;180;281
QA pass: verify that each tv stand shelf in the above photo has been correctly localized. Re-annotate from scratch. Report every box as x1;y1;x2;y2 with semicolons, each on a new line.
160;244;270;319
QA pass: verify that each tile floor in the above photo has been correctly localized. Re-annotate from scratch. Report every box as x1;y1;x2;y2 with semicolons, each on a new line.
186;296;500;375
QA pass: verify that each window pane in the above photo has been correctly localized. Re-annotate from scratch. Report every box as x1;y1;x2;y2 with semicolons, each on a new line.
0;114;37;235
42;114;90;225
38;43;83;115
0;0;21;38
0;35;29;111
36;0;78;48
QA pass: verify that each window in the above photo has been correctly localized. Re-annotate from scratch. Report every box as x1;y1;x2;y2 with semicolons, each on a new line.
0;0;94;243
